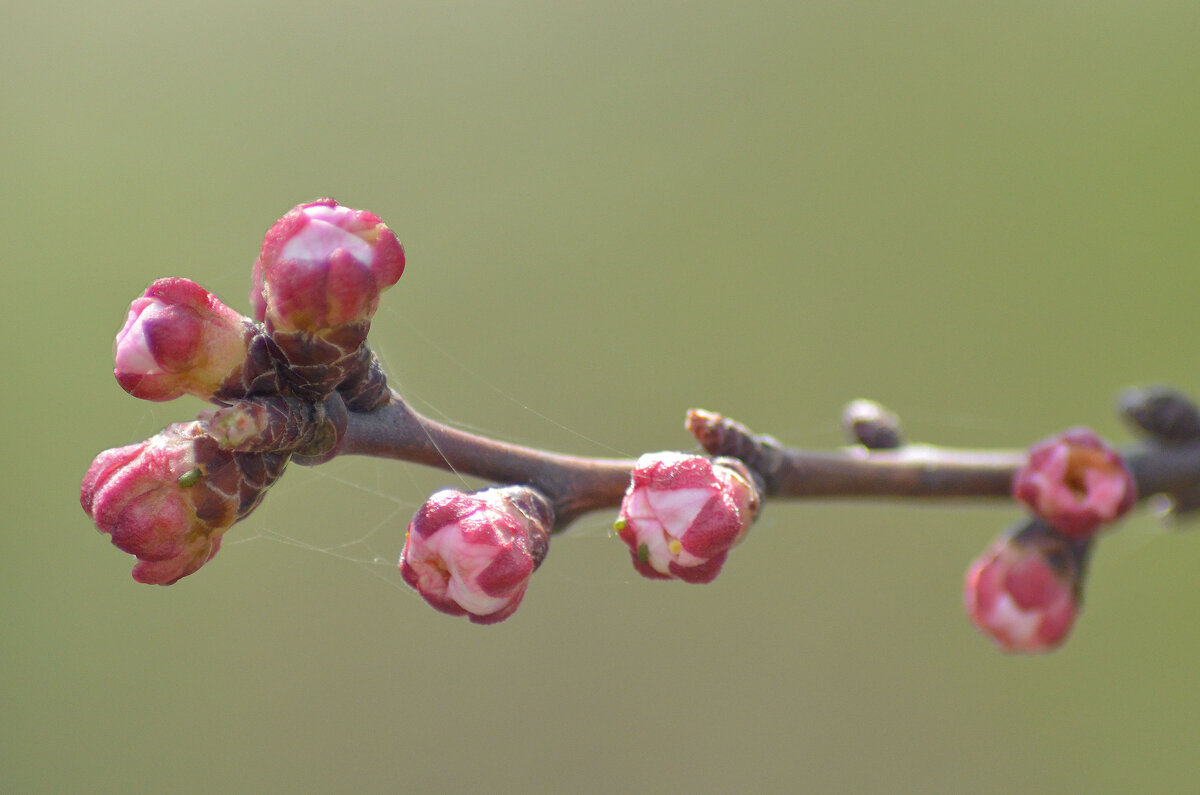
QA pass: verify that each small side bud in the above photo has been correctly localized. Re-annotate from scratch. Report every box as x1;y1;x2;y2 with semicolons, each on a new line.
685;409;784;492
80;421;287;584
200;394;346;456
399;486;553;624
842;399;903;449
1118;385;1200;443
964;520;1090;654
1012;427;1137;539
615;452;760;584
114;278;271;402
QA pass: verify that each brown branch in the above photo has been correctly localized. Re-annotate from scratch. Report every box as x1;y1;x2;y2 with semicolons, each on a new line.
687;406;1200;510
332;391;635;530
318;391;1200;532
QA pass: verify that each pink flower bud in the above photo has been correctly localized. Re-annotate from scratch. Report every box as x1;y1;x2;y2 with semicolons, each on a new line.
80;421;287;584
964;522;1088;654
615;453;760;584
1013;427;1137;539
252;198;405;335
114;278;261;402
400;486;552;624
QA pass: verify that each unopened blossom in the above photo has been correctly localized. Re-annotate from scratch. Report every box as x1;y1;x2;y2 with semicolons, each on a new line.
400;486;552;624
615;452;760;584
1013;427;1137;539
964;522;1089;654
114;278;269;402
80;421;287;584
250;199;404;402
252;198;404;334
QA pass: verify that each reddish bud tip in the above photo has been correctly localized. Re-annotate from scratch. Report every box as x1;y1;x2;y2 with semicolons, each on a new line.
399;486;552;624
615;452;760;584
252;198;405;335
1012;427;1137;539
114;278;256;402
964;522;1088;654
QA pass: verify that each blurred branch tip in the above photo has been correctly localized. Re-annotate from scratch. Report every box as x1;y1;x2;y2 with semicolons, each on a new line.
79;200;1200;648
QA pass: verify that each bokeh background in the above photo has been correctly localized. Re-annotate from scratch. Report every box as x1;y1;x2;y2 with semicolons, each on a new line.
5;2;1200;792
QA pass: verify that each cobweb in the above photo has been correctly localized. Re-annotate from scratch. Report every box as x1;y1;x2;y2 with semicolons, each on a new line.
213;301;645;593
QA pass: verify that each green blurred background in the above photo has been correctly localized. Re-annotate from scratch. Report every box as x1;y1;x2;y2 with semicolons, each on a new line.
4;2;1200;792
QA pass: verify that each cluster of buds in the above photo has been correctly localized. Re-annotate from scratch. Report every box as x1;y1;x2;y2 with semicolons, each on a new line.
83;200;1169;643
963;427;1136;653
83;198;766;619
395;452;763;624
83;199;404;584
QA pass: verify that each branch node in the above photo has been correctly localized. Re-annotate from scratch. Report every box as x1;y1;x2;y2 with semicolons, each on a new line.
686;409;785;492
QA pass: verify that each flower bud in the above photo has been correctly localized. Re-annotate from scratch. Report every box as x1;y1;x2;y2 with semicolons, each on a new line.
400;486;552;624
80;421;288;584
964;521;1089;654
114;278;275;402
252;199;404;330
251;200;404;401
1012;427;1137;539
615;452;760;584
